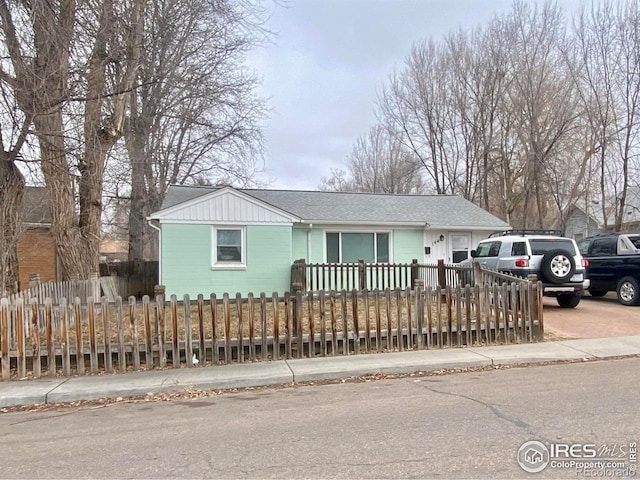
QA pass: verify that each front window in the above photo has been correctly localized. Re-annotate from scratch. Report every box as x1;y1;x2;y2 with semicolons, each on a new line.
451;234;470;263
213;227;245;267
511;241;527;256
475;241;501;258
326;232;390;263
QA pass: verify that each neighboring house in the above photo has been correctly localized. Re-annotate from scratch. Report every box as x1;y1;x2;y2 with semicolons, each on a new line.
620;186;640;231
149;185;511;297
561;187;640;239
560;203;605;240
99;238;128;263
16;186;60;289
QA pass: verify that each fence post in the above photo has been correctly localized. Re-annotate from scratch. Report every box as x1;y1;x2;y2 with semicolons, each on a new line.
291;259;306;292
437;259;446;289
89;272;100;300
410;259;418;289
473;261;482;286
154;285;166;304
414;279;424;348
28;273;41;288
527;274;543;340
291;281;303;337
358;259;366;291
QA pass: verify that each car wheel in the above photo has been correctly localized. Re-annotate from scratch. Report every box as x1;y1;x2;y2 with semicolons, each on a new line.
556;293;581;308
588;290;608;297
541;249;575;285
616;277;640;306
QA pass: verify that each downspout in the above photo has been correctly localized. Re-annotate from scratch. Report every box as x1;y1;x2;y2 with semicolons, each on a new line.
307;223;313;262
147;219;162;285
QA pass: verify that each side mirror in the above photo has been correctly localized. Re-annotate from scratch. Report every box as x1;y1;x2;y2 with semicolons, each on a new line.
470;250;477;258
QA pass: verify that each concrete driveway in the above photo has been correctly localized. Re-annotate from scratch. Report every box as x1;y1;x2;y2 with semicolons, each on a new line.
543;292;640;340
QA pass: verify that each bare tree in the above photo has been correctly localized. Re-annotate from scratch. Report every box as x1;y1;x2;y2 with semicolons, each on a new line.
344;125;424;193
568;1;640;231
499;1;579;228
0;96;30;294
0;0;145;279
372;0;586;228
318;168;355;192
124;0;268;262
378;39;459;194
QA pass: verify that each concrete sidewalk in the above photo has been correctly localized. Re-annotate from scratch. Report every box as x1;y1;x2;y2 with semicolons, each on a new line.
2;336;640;408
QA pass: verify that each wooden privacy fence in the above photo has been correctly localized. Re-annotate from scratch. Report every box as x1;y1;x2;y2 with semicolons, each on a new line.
0;280;543;381
10;275;102;305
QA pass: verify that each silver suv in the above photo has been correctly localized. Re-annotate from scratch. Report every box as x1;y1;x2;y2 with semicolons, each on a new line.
468;230;590;308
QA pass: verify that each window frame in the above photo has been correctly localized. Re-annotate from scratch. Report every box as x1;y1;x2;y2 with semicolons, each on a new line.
212;226;246;270
475;241;501;258
324;230;392;264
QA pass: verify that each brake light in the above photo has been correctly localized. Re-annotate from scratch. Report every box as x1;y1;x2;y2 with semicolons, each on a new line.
582;259;589;267
515;258;529;267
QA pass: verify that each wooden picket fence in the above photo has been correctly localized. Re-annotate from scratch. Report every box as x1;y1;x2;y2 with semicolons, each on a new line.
290;258;472;292
0;280;543;381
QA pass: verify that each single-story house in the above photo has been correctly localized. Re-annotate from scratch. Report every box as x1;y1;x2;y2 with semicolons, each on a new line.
17;186;60;289
561;187;640;239
559;203;605;240
148;185;511;297
99;238;128;263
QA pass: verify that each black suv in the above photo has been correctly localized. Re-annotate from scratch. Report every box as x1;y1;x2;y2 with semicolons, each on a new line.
577;233;640;306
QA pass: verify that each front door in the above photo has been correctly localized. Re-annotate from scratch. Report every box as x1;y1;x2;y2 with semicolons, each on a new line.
451;233;471;263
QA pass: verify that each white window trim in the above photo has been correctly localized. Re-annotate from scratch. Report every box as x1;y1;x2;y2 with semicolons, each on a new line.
323;230;393;263
212;226;246;270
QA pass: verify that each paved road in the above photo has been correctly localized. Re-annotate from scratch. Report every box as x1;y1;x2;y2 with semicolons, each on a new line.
543;293;640;340
1;358;639;479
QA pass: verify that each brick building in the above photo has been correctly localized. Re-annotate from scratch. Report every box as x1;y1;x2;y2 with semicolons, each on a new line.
16;187;59;290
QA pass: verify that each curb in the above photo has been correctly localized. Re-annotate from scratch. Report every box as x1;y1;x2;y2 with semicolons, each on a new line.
2;336;640;409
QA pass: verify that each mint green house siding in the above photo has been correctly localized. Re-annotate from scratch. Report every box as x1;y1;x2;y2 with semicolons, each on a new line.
291;227;326;263
161;224;209;297
290;227;423;264
392;230;424;263
161;224;292;297
151;186;511;298
291;228;308;261
245;225;292;294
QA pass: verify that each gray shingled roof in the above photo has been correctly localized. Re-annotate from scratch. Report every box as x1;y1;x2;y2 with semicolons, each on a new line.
158;185;510;229
21;186;51;225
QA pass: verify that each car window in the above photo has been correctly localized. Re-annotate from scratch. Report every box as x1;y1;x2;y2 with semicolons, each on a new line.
529;239;577;255
629;235;640;250
511;241;527;256
475;241;501;258
577;239;591;256
590;237;616;256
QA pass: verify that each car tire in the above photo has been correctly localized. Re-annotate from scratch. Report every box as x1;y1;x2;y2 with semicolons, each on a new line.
588;290;608;298
541;249;575;285
556;293;581;308
616;277;640;306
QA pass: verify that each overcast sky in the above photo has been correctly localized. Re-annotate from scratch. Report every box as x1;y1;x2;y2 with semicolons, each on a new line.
248;0;581;191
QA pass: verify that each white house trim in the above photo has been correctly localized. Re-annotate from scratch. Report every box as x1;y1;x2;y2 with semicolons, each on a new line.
149;186;300;224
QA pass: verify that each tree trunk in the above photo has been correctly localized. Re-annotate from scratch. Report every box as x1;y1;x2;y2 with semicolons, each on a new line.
0;155;25;295
35;113;96;279
125;124;148;263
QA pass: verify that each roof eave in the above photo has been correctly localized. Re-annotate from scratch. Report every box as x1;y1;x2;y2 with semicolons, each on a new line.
296;220;428;227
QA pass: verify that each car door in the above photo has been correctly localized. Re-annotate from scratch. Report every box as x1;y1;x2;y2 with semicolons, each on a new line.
474;240;502;271
586;237;619;290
